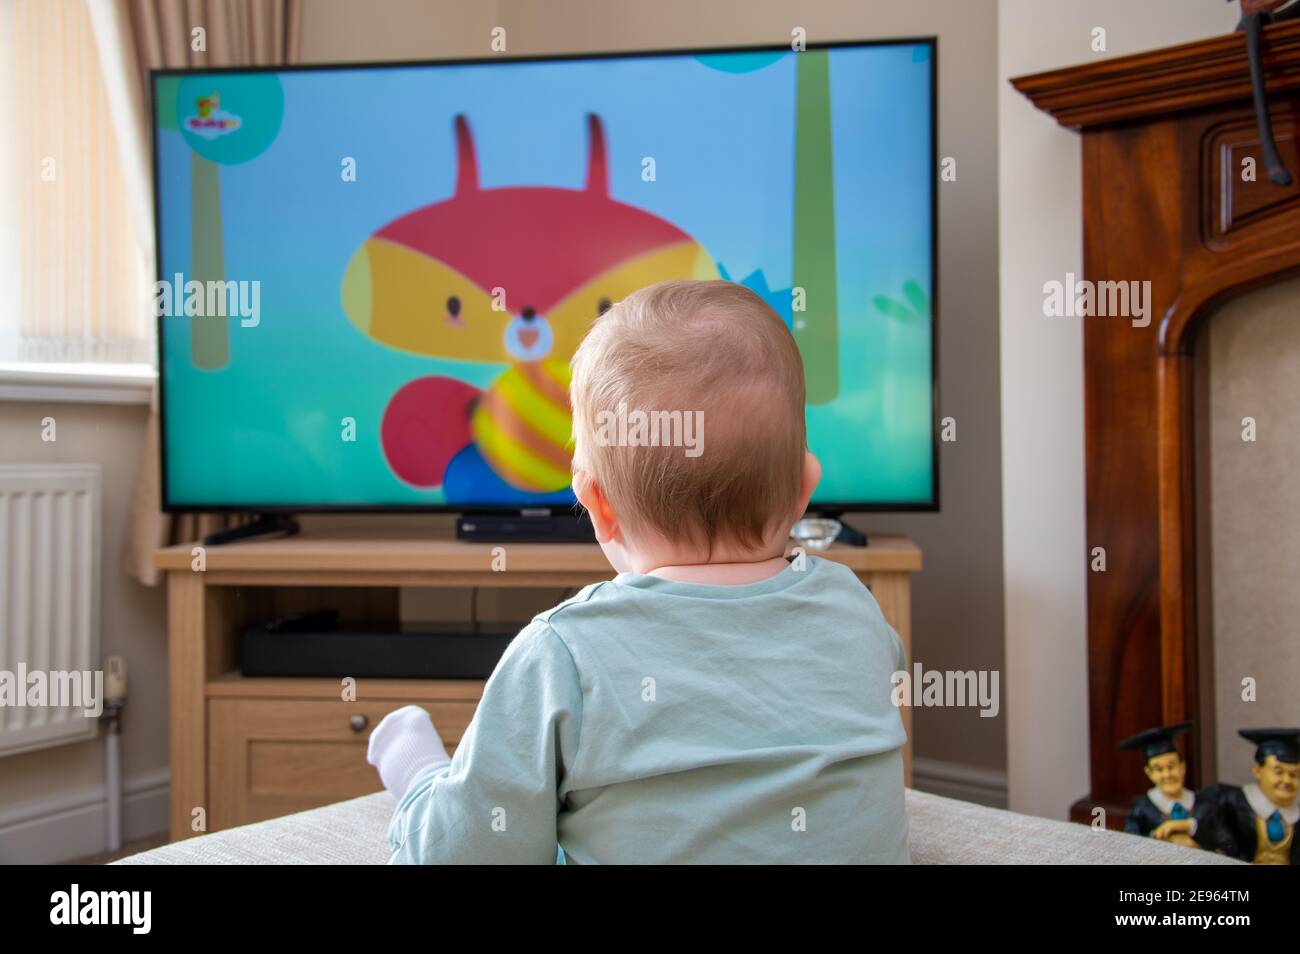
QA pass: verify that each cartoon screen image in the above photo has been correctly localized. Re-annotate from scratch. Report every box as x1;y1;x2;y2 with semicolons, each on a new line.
344;113;719;505
154;44;934;509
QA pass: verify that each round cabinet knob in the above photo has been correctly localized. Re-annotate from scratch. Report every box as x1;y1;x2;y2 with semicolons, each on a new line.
349;714;369;733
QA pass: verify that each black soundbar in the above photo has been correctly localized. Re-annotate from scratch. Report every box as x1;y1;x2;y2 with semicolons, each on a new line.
241;618;518;679
456;509;595;542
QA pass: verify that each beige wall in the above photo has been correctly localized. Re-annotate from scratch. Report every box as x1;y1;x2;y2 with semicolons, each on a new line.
1206;277;1300;787
998;0;1239;818
300;0;500;61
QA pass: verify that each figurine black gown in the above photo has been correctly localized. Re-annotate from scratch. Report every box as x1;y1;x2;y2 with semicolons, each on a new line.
1123;790;1208;840
1196;783;1299;864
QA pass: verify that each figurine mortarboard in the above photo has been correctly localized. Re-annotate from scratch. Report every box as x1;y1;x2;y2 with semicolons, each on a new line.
1118;722;1205;848
1197;728;1300;865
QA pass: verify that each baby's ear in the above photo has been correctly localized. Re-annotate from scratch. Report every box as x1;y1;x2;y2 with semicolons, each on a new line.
572;469;619;544
571;468;600;516
797;451;823;515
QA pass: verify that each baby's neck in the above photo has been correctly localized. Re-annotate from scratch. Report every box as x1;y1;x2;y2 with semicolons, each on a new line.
644;555;790;585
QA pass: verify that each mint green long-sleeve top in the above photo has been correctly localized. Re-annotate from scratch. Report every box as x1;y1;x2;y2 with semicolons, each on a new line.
386;556;910;864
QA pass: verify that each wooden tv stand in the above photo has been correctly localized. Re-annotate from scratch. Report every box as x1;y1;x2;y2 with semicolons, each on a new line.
154;528;922;841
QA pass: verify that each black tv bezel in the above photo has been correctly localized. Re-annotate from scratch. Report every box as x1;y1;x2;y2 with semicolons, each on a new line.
152;36;940;516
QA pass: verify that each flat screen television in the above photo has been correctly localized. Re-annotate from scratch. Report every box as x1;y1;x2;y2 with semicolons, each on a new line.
152;39;937;516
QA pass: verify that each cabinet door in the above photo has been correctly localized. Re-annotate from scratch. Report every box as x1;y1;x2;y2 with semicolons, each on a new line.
207;697;478;830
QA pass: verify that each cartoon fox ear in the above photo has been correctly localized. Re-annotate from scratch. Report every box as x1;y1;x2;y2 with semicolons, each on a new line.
454;114;478;195
584;113;608;195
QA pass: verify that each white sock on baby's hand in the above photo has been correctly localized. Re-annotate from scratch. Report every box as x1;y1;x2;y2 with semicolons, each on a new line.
367;705;451;800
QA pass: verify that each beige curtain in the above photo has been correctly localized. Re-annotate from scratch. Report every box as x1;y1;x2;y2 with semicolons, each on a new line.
110;0;303;584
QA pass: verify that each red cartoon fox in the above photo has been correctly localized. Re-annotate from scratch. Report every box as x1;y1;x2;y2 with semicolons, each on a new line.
341;113;719;502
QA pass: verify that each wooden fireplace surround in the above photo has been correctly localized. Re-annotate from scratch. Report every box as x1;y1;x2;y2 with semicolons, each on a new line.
1014;21;1300;823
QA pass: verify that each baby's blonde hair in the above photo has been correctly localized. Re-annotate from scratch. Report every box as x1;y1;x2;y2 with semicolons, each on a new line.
570;279;806;553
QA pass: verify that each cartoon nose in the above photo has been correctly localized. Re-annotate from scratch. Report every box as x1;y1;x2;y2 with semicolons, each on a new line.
521;306;536;321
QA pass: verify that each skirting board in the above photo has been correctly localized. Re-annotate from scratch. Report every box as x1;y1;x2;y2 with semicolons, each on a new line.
0;768;169;865
911;757;1009;809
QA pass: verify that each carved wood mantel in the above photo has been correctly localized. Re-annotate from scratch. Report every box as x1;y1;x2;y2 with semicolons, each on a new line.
1013;21;1300;823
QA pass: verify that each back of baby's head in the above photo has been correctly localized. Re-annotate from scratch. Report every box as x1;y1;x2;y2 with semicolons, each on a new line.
570;279;806;553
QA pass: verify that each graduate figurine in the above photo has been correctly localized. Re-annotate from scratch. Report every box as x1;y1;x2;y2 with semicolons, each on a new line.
1118;722;1203;847
1199;728;1300;864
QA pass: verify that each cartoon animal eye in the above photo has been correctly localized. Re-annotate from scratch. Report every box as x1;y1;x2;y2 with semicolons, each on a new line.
446;295;461;318
597;297;612;316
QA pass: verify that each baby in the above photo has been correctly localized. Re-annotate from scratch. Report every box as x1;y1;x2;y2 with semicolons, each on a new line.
367;279;909;864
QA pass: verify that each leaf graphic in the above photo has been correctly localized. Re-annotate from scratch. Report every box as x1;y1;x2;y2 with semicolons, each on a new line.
873;296;913;322
903;280;929;319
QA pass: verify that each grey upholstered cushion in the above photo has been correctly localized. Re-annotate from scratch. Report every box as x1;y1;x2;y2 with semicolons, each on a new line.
115;788;1243;865
117;792;395;866
904;790;1240;865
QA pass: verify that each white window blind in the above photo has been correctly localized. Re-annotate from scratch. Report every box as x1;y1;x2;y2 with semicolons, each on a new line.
1;0;152;366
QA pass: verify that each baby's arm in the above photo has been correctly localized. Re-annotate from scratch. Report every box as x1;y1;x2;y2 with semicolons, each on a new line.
372;621;583;865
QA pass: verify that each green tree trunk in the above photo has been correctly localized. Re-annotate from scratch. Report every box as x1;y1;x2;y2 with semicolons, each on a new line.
190;152;229;370
793;50;839;405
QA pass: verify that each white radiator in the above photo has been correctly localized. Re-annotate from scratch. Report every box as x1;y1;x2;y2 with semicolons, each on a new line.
0;464;101;757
